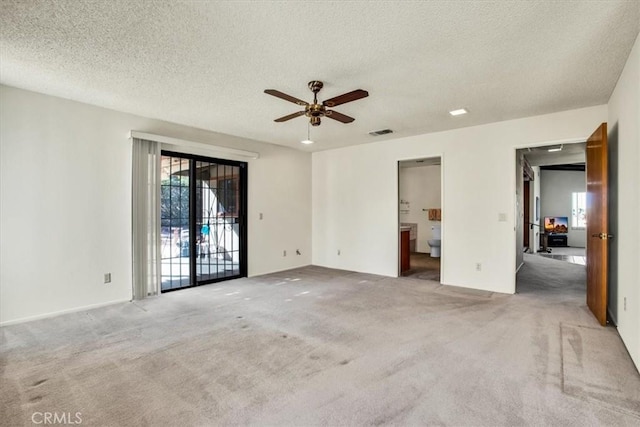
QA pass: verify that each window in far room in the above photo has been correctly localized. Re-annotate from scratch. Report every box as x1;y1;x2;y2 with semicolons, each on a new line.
571;191;586;229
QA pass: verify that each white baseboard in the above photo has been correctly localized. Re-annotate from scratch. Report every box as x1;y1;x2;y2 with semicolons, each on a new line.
0;298;132;327
248;263;312;278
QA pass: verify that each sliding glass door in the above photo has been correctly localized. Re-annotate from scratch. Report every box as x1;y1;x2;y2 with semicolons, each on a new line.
195;160;243;282
160;152;247;292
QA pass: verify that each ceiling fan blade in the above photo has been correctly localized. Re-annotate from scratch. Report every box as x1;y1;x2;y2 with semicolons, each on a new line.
324;110;355;123
274;111;306;122
323;89;369;107
264;89;309;106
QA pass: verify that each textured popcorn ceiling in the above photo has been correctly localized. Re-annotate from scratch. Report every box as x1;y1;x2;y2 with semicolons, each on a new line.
1;1;639;151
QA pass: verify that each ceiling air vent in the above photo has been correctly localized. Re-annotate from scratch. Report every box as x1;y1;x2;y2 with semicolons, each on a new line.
369;129;393;136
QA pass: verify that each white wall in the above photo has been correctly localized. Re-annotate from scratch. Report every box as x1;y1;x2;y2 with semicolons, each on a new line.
0;85;312;325
607;33;640;370
312;105;607;294
399;165;441;253
540;169;586;247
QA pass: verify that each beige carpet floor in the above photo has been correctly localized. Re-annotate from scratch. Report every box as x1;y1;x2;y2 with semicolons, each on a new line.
1;255;639;426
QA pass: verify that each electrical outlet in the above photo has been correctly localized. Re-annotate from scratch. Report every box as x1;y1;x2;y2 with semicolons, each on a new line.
283;250;287;257
296;249;301;255
104;273;111;284
475;263;482;271
259;213;263;220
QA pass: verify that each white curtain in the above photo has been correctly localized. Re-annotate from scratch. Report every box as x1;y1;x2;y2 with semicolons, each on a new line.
132;138;161;299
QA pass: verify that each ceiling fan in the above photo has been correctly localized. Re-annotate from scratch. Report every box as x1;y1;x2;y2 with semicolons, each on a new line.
264;81;368;127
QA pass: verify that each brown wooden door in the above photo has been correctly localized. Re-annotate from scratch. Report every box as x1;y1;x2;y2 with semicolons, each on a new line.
586;123;608;326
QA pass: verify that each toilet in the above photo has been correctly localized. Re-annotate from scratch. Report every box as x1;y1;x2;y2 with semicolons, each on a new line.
427;225;441;258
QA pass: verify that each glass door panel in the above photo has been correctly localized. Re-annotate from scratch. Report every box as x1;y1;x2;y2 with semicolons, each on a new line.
160;155;191;291
195;162;241;281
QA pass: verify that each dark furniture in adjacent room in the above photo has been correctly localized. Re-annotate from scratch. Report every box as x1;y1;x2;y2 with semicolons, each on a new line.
547;234;568;247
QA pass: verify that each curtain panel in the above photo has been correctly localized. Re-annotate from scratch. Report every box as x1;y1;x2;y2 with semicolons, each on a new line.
132;138;161;299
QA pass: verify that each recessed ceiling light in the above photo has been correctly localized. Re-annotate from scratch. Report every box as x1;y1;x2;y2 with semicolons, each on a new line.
300;139;314;145
449;108;468;116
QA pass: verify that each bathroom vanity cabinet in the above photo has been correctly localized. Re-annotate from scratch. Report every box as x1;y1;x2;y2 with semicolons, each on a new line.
400;222;418;252
401;229;410;273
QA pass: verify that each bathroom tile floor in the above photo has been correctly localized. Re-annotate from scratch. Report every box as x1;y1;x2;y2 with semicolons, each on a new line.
402;252;440;281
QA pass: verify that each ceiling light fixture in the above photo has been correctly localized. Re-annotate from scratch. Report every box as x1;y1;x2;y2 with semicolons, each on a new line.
369;129;394;136
449;108;468;116
301;122;314;145
548;144;563;152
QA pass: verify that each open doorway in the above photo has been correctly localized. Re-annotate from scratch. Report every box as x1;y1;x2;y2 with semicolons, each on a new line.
515;124;611;327
515;141;586;292
398;157;442;281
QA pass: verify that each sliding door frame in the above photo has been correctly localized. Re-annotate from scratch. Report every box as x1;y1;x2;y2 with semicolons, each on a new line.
161;150;248;292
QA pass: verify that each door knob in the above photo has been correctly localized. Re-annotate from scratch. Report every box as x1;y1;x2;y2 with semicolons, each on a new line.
591;233;614;240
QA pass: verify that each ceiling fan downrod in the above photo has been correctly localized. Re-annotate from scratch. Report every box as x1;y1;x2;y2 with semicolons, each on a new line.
307;81;325;126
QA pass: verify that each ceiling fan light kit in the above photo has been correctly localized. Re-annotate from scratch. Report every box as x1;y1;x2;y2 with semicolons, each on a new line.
265;80;369;127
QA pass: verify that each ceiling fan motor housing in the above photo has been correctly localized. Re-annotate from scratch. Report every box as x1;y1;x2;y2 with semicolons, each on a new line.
307;103;324;116
305;103;325;126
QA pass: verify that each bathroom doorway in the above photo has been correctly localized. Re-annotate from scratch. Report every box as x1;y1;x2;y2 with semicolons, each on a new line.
398;156;443;282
